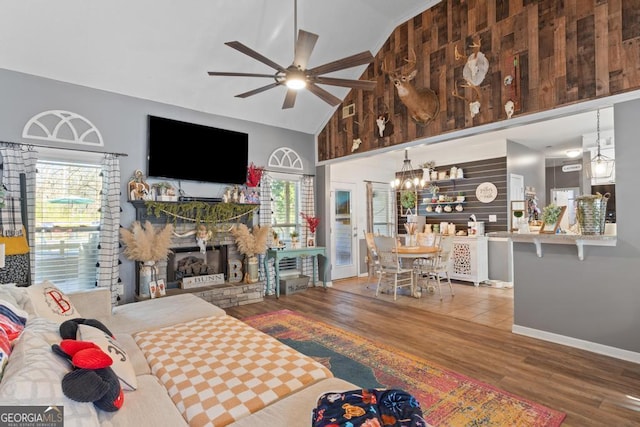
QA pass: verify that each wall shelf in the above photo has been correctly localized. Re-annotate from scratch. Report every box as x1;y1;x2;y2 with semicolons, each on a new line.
487;232;617;260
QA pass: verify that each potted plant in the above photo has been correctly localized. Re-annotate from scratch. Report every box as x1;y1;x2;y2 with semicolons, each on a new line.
427;184;439;202
290;230;300;248
457;191;465;202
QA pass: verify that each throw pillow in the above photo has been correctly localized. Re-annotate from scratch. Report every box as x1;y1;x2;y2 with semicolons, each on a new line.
26;281;82;322
78;324;137;391
0;299;29;380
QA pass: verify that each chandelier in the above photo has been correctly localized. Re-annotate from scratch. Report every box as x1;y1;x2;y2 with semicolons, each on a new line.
390;149;425;190
587;109;615;179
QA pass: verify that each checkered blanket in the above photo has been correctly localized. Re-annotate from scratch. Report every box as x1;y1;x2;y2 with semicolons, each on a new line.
134;315;332;426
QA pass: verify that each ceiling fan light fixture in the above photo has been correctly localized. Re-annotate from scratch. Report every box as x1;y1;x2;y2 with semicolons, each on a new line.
285;77;307;90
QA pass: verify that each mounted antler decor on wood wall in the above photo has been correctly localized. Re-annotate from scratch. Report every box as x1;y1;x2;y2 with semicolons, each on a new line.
318;0;640;162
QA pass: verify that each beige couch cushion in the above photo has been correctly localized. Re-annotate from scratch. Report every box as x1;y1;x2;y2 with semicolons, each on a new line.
97;374;187;427
228;377;359;427
101;293;226;335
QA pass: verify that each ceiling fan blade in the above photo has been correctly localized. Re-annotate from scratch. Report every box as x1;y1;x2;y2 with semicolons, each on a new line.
235;82;281;98
306;83;342;106
282;89;297;109
307;51;374;76
207;71;276;78
225;41;287;72
314;76;377;91
293;30;319;69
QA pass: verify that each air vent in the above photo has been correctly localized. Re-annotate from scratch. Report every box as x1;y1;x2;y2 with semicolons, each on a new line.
342;103;355;118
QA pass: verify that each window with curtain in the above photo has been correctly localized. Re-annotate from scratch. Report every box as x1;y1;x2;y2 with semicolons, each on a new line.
270;173;301;272
34;157;102;292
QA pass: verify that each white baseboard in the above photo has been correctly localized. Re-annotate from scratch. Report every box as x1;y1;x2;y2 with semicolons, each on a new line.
512;324;640;363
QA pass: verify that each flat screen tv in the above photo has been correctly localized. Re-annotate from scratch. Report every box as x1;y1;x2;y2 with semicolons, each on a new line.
147;115;248;184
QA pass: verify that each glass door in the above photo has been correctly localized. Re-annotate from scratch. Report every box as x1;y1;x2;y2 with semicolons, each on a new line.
330;182;358;280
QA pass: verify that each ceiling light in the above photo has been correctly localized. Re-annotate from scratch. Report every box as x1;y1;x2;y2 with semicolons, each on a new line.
390;149;424;190
587;110;615;179
285;69;307;90
565;149;582;158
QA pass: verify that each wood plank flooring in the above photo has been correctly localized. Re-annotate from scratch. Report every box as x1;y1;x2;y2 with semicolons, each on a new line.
225;279;640;427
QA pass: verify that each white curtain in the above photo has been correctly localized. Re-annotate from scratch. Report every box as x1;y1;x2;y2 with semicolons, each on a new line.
97;154;122;306
299;175;316;278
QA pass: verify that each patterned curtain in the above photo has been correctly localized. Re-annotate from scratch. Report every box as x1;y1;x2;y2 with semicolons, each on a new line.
0;142;37;285
259;172;273;295
97;154;121;306
299;175;315;279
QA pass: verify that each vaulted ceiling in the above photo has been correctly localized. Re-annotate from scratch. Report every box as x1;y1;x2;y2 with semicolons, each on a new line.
0;0;439;134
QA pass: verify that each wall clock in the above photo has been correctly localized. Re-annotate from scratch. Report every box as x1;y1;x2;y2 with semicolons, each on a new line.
475;182;498;203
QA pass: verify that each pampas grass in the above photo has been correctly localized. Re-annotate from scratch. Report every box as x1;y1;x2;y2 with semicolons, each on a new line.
120;220;174;262
230;224;270;258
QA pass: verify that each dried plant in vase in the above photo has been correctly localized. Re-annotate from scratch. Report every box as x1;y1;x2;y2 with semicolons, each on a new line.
230;224;271;283
120;220;174;263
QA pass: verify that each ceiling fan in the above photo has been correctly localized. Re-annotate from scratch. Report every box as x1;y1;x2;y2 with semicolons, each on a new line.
207;0;377;109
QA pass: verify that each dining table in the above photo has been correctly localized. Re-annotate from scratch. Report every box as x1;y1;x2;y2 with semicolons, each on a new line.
394;245;439;297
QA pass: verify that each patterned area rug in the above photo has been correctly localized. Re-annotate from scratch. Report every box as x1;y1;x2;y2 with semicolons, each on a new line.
242;309;566;427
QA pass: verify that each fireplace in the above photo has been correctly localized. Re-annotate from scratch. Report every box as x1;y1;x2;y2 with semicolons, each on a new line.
167;245;228;287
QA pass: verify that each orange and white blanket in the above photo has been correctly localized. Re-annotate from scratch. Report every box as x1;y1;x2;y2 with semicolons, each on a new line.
134;315;332;426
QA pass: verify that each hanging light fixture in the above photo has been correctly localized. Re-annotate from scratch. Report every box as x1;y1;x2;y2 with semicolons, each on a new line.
390;149;425;190
587;109;615;179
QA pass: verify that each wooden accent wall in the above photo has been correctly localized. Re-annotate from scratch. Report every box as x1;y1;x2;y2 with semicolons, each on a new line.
318;0;640;162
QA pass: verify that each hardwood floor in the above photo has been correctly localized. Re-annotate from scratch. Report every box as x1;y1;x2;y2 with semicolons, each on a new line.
225;279;640;427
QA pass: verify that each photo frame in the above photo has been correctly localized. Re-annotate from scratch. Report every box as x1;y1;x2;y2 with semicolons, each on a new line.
148;281;157;299
157;279;166;297
540;206;567;234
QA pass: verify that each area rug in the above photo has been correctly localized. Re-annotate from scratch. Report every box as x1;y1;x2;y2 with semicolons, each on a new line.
242;309;566;427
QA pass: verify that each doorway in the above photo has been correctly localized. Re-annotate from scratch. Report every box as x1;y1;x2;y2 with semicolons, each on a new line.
330;182;358;280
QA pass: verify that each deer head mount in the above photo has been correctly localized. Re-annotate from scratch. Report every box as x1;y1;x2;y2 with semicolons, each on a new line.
381;50;440;126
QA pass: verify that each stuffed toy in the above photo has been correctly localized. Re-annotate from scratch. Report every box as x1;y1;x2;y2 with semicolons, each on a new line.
51;318;124;412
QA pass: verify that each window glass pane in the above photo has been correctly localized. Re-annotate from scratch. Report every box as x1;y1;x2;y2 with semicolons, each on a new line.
34;160;102;292
270;176;300;272
372;185;392;236
270;178;300;240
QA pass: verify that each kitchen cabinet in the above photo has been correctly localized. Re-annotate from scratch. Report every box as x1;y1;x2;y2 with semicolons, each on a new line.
449;235;488;286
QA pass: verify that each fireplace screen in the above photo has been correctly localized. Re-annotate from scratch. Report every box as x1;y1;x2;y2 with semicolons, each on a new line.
167;245;227;284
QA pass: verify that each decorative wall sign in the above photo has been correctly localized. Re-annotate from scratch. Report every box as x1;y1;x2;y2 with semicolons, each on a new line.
475;182;498;203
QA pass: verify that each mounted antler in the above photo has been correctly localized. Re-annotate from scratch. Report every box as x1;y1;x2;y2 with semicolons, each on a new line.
453;38;488;117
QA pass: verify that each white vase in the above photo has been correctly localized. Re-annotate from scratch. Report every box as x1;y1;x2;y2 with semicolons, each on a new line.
139;261;157;298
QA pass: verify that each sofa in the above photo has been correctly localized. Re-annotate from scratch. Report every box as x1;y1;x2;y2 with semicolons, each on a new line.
0;283;357;427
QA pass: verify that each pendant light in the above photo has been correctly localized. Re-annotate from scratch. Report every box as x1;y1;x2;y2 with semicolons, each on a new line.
587;109;615;179
390;149;425;190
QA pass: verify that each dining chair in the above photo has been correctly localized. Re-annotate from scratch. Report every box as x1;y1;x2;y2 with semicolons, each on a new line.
373;235;414;300
363;231;382;286
421;235;455;300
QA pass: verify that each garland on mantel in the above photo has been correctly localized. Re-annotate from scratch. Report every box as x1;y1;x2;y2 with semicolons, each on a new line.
144;201;257;230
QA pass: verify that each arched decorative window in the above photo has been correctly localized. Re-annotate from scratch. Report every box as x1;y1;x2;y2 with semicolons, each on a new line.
268;147;303;171
22;110;104;146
